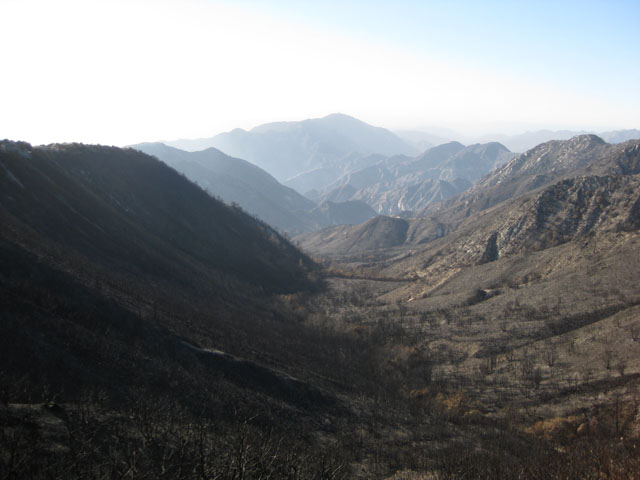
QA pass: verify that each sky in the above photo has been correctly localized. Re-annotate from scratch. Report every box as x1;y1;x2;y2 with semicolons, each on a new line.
1;0;639;146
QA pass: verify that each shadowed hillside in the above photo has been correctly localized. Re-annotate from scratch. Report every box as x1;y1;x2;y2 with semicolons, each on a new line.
131;142;318;233
0;141;360;477
2;137;640;479
132;142;378;234
1;141;313;292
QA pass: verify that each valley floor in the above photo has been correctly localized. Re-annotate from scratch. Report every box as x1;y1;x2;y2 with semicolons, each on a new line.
281;228;640;477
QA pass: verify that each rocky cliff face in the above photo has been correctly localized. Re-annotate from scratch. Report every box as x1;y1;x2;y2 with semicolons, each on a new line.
432;136;640;221
478;174;640;262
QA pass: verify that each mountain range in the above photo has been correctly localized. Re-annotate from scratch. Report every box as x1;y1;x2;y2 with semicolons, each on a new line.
131;142;376;233
3;130;640;478
154;115;637;222
165;113;418;190
433;134;640;221
135;136;517;228
397;127;640;153
292;133;640;480
309;140;515;214
297;135;640;257
479;128;640;153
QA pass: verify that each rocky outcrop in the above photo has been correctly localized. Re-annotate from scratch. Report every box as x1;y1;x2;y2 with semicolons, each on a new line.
435;136;640;221
480;232;500;263
483;175;640;259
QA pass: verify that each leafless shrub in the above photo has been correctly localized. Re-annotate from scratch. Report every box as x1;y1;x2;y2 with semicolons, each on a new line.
603;348;614;370
615;360;627;376
630;324;640;342
542;345;557;368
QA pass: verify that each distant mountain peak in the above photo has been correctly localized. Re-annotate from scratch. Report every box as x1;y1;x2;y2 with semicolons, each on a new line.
478;129;634;153
323;112;357;120
166;114;417;186
569;133;606;146
483;141;510;150
434;135;640;222
249;113;369;134
318;113;371;126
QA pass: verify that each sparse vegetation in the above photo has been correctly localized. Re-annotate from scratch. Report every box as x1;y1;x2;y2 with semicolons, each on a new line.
2;137;640;478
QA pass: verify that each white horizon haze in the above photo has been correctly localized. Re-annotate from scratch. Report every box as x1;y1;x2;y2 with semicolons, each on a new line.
1;0;638;147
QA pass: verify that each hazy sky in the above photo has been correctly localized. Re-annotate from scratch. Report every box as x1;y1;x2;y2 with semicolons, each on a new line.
1;0;639;146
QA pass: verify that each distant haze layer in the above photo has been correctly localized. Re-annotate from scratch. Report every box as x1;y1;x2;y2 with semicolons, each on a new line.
1;0;638;146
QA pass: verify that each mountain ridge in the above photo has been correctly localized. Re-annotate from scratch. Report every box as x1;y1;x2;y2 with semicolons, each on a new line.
1;140;314;292
297;135;640;257
131;142;377;233
165;113;417;187
432;135;640;221
311;141;514;215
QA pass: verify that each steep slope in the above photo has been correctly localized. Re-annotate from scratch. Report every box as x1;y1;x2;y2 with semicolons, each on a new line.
0;140;348;417
298;136;640;258
3;138;639;478
435;135;640;221
438;142;513;181
0;140;336;406
132;142;379;233
1;141;313;292
131;142;317;233
384;173;640;280
1;139;521;480
166;113;417;188
0;140;388;477
315;141;513;214
410;141;466;170
485;175;640;257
